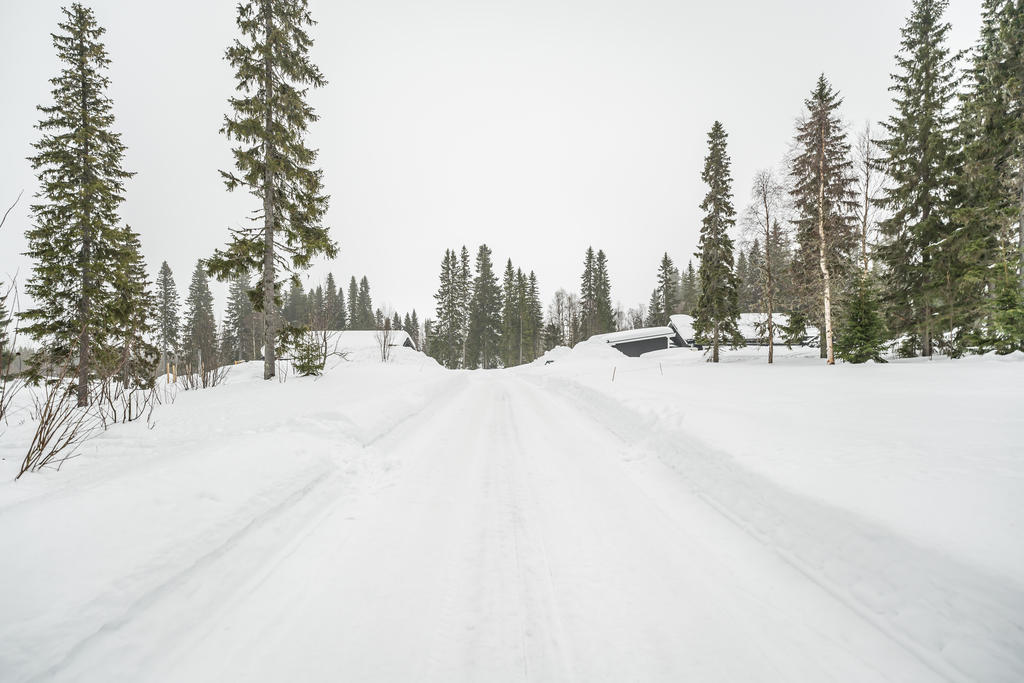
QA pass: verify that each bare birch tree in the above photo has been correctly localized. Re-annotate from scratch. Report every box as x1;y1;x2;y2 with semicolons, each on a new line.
743;169;788;363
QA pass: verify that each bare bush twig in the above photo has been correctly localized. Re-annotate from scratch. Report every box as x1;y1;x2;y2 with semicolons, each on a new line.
17;365;103;480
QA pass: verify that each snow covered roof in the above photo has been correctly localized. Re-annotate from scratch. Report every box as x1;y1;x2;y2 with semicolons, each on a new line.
589;326;676;345
669;313;818;343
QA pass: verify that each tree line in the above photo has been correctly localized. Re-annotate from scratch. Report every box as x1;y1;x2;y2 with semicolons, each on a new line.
151;262;422;375
624;0;1024;364
4;0;1021;399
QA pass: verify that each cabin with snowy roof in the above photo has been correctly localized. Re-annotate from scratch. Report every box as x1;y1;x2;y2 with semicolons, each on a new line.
589;326;678;357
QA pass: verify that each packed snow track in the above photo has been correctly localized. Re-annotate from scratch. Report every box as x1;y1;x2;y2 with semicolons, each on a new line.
1;356;1022;682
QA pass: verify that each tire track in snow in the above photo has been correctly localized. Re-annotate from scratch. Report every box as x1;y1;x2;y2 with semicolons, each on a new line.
21;375;476;683
520;371;1024;683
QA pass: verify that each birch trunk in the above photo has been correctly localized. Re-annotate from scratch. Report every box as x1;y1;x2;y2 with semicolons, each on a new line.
862;160;871;273
817;125;835;365
761;193;774;365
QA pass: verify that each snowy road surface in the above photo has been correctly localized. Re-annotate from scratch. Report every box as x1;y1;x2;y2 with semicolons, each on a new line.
1;349;1022;682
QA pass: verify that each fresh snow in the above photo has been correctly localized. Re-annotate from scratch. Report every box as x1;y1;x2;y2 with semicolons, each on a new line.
0;343;1022;682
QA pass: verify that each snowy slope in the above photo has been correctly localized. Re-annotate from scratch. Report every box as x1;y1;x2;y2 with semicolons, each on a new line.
0;344;1022;682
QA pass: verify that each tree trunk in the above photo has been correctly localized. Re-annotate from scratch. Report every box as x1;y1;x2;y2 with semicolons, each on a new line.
817;125;835;365
76;38;91;407
261;4;276;381
1019;170;1024;282
923;304;932;357
862;161;871;273
712;323;720;363
762;194;774;365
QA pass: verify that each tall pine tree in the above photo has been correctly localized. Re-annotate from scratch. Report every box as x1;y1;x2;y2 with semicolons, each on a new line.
527;271;544;360
693;121;742;362
432;249;464;368
876;0;960;357
654;253;678;323
956;0;1024;352
357;276;373;329
594;250;614;333
347;276;359;329
223;272;257;362
23;4;136;405
155;261;181;370
108;227;156;385
183;261;218;374
501;259;518;367
324;272;345;330
466;244;502;369
207;0;335;380
579;247;598;338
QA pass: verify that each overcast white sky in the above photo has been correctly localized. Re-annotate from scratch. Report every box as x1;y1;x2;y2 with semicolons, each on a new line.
0;0;984;323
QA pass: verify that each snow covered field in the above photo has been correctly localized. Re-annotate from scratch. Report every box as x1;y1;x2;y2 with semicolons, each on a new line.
1;341;1022;682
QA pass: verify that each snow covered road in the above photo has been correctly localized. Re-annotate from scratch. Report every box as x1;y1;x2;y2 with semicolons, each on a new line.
151;375;943;682
2;352;1022;682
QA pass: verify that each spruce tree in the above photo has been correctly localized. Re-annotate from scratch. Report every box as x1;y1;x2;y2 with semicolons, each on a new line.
515;268;529;363
680;260;697;314
501;259;518;367
422;319;434;358
693;121;742;362
357;276;373;329
835;273;888;363
108;227;156;385
284;280;306;325
223;272;256;362
527;271;544;359
956;0;1024;352
207;0;336;380
646;289;663;327
183;261;219;374
347;276;359;328
155;261;181;369
735;250;750;309
432;250;463;368
466;244;503;368
311;286;325;325
457;246;472;365
790;75;859;364
594;250;614;333
579;247;598;339
324;272;344;330
655;253;678;323
23;4;135;405
409;310;420;348
876;0;960;357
